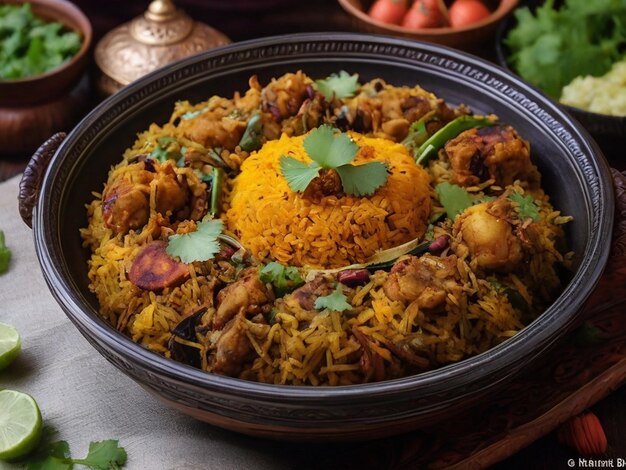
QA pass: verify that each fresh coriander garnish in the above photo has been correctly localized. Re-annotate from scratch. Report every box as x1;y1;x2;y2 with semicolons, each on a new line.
314;71;360;101
150;136;181;164
509;191;540;222
166;219;223;263
314;284;351;312
280;125;388;197
259;261;304;297
0;4;82;80
181;106;208;120
0;230;11;274
24;437;127;470
435;182;473;220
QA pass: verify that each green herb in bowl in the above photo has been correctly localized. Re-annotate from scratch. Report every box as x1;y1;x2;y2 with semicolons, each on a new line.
504;0;626;99
0;3;82;80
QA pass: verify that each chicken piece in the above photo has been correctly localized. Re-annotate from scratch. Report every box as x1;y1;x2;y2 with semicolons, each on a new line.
102;160;205;235
153;164;191;220
179;112;247;151
334;81;459;141
211;312;254;377
291;275;335;310
102;162;154;234
445;125;533;187
213;267;272;330
454;202;523;271
383;254;458;310
262;71;311;120
302;169;342;201
352;327;386;383
128;241;190;291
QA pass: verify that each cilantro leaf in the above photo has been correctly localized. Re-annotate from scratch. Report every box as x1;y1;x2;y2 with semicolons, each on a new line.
73;440;127;470
0;230;11;274
27;440;72;470
281;124;388;197
303;125;358;168
435;182;473;219
166;219;223;263
314;284;351;312
314;71;360;101
280;156;320;192
259;261;304;297
509;191;540;222
150;136;181;164
0;3;82;80
505;0;626;98
181;106;208;120
25;438;127;470
335;162;388;197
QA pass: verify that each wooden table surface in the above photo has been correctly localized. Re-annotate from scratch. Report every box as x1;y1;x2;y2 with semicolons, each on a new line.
1;1;624;468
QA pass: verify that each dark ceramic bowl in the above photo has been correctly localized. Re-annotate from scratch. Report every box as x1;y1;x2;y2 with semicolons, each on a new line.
20;33;614;441
495;11;626;147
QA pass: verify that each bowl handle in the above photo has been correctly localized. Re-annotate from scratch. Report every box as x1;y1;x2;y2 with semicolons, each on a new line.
18;132;67;228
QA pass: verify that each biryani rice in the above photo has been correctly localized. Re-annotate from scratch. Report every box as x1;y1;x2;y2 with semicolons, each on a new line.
81;72;574;386
225;132;431;268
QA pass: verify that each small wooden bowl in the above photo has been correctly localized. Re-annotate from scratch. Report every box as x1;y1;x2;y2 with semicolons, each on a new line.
338;0;518;51
0;0;93;156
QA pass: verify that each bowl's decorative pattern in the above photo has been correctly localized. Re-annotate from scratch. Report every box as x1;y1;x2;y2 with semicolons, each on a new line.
26;33;614;440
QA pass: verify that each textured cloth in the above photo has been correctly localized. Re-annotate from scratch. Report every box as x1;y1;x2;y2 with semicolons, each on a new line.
0;175;305;470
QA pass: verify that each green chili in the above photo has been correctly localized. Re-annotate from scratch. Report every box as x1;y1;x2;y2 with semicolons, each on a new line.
402;111;437;156
210;167;224;216
239;112;263;152
415;115;495;165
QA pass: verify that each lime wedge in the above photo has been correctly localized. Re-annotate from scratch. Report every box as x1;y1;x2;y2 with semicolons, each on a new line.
0;390;42;461
0;322;21;371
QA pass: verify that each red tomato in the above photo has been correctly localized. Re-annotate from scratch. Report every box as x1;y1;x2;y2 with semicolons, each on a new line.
448;0;491;27
368;0;409;25
401;0;449;29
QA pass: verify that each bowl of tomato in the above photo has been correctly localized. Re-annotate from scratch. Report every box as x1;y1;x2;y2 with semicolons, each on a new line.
337;0;518;52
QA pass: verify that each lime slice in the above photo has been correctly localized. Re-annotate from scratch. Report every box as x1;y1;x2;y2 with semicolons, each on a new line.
0;322;21;371
0;390;42;461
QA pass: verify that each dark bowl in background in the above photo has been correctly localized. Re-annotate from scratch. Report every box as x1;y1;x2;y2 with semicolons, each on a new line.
21;33;614;441
494;9;626;158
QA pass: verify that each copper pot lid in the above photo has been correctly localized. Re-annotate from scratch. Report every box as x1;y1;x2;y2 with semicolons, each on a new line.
95;0;231;87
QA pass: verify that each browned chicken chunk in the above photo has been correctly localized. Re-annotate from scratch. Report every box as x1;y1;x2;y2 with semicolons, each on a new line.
291;275;335;310
178;112;247;151
213;267;273;330
262;71;310;120
102;161;201;235
211;312;254;377
445;125;533;187
383;254;458;310
454;202;523;271
128;241;190;291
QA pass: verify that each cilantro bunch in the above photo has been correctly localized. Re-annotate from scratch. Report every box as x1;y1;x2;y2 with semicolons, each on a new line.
505;0;626;98
0;3;82;80
280;125;389;197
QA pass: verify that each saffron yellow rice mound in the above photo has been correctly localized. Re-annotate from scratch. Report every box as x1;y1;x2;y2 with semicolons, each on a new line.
225;131;431;268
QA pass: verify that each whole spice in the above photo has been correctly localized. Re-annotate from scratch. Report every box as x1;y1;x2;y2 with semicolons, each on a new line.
557;411;608;456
